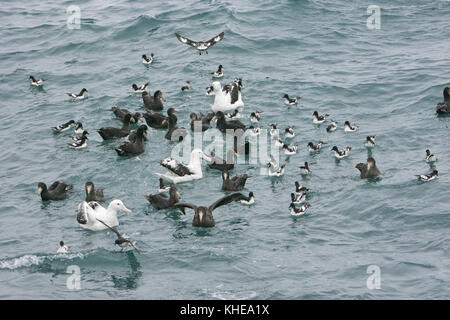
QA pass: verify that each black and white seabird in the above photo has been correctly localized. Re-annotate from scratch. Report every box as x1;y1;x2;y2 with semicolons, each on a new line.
248;126;261;137
142;90;165;111
74;122;84;134
327;120;337;132
270;124;279;137
85;181;105;202
299;162;311;174
181;81;191;91
344;121;359;132
331;146;351;159
355;157;381;179
174;192;247;227
115;125;147;156
145;185;181;210
313;111;329;124
267;161;286;177
132;82;149;92
110;106;142;124
436;87;450;115
294;181;309;194
365;136;376;148
96;219;140;254
142;53;154;65
67;135;88;149
38;181;72;201
157;149;208;184
308;141;325;152
283;143;298;155
289;203;311;216
250;111;262;123
415;170;438;182
175;32;225;55
69;130;89;142
425;149;437;163
221;170;251;191
285;126;295;138
284;94;301;105
29;75;45;86
239;192;254;205
206;86;214;96
212;65;223;78
67;88;87;99
51;120;75;132
57;241;69;254
225;109;242;119
291;192;306;204
98;114;132;140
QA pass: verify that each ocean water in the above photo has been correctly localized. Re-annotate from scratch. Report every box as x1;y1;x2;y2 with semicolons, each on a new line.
0;0;449;299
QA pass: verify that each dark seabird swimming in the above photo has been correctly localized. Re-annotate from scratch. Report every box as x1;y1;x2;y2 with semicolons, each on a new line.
85;181;105;202
313;111;329;124
115;125;147;156
415;170;438;182
110;106;142;124
143;109;169;129
436;87;450;115
181;81;191;91
212;65;223;78
295;181;309;193
355;157;381;179
145;185;181;210
284;94;301;105
174;192;247;227
175;32;224;55
51;120;75;132
142;90;165;111
344;121;359;132
29;75;45;86
327;120;337;132
189;112;214;132
97;114;132;140
221;170;251;191
67;135;88;149
425;149;436;163
38;181;72;201
96;219;140;254
163;108;188;141
307;141;325;152
206;149;236;172
66;88;87;99
142;53;154;65
132;82;149;92
128;125;148;143
69;130;89;142
289;203;311;216
214;111;246;132
299;162;311;174
57;241;69;253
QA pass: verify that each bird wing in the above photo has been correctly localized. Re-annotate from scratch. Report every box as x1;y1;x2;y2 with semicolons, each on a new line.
76;201;97;225
96;218;121;238
126;240;141;254
209;192;245;212
175;33;198;47
173;202;197;215
206;32;224;48
160;157;193;176
230;82;239;104
48;181;60;191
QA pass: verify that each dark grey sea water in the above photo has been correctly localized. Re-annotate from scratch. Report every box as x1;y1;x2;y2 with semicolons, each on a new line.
0;0;449;299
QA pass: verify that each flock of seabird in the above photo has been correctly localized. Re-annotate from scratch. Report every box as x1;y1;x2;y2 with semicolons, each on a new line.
30;31;448;255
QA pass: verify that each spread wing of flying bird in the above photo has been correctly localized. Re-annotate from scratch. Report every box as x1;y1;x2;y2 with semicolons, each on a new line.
175;32;224;54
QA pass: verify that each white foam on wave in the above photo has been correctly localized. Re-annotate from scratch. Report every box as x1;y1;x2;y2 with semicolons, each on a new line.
0;252;85;270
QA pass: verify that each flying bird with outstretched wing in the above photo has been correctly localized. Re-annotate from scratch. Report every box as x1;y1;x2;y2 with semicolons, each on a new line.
175;32;224;55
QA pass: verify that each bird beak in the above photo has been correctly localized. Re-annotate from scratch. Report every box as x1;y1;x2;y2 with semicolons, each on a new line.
173;109;180;113
37;187;43;195
161;119;167;125
199;211;204;222
161;93;166;101
202;153;212;162
211;115;217;122
121;205;132;215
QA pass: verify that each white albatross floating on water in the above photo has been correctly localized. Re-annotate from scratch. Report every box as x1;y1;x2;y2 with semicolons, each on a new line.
76;200;132;231
156;149;209;184
210;81;244;113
